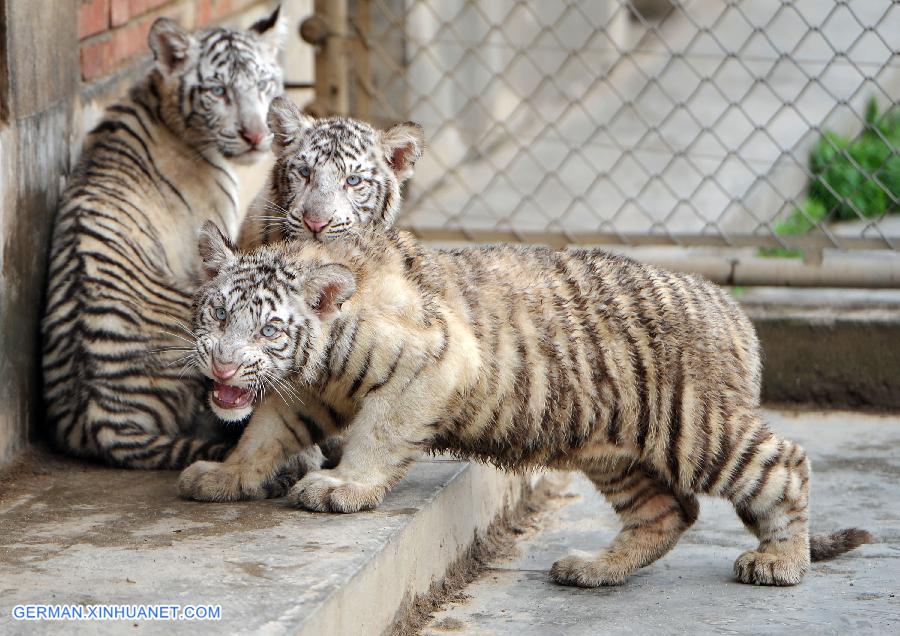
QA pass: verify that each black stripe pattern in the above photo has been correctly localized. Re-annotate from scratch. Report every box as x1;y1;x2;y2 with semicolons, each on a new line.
41;18;284;469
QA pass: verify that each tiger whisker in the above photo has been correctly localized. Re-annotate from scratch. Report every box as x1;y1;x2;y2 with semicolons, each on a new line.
261;222;287;235
261;374;291;407
261;369;292;395
165;352;198;368
256;196;290;215
162;314;200;339
176;357;200;379
259;207;290;219
267;373;303;404
157;331;196;347
147;346;195;354
262;369;304;406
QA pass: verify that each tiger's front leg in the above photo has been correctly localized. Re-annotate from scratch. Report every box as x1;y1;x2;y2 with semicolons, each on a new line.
288;396;434;513
178;395;324;502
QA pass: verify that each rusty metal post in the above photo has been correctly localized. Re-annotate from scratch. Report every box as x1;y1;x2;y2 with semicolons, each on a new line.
300;0;349;117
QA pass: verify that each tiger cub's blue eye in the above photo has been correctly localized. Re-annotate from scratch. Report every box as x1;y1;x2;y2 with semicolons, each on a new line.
299;166;311;178
346;174;362;186
257;79;269;91
210;86;226;97
261;324;279;338
214;307;227;321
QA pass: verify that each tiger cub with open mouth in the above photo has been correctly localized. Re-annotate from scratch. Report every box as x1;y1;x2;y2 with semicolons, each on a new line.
179;226;871;587
206;96;424;476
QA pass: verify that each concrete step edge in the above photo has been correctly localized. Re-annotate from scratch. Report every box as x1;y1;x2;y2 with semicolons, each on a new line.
295;463;529;636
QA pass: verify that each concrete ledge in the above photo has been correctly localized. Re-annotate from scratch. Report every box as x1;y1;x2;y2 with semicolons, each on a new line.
738;288;900;410
0;452;527;635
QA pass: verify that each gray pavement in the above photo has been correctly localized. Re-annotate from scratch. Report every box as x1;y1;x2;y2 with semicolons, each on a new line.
1;410;896;635
424;410;900;635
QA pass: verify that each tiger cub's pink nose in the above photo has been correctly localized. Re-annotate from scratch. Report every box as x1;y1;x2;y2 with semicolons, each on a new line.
303;216;330;234
212;359;239;381
241;128;266;146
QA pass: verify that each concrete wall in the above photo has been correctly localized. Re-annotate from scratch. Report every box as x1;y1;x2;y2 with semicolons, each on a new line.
0;0;314;466
0;1;79;466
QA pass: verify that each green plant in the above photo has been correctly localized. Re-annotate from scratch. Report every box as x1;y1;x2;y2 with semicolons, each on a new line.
761;98;900;257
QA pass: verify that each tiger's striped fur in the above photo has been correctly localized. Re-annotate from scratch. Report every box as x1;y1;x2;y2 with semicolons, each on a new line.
180;226;872;586
237;96;424;248
41;10;285;469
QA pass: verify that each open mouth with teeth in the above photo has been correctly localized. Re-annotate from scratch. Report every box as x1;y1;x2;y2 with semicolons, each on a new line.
211;382;254;410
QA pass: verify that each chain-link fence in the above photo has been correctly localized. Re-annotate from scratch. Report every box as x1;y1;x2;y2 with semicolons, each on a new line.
303;0;900;283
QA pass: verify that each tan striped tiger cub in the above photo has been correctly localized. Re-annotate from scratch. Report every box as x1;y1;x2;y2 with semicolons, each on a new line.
179;225;871;587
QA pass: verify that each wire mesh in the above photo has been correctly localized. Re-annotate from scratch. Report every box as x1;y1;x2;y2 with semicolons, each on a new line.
334;0;900;253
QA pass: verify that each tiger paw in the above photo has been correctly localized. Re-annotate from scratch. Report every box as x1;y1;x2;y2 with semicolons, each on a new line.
287;470;384;513
261;448;328;498
177;460;266;502
549;551;631;587
733;549;809;586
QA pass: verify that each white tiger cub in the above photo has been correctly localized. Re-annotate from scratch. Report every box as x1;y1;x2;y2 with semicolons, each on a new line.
238;96;425;249
42;9;286;469
203;96;426;428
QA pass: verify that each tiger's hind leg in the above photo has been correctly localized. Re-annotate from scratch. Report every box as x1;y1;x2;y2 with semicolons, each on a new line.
550;460;698;587
94;420;233;469
710;426;812;586
83;397;232;469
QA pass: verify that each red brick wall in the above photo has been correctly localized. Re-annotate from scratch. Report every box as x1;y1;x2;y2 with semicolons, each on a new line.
77;0;266;82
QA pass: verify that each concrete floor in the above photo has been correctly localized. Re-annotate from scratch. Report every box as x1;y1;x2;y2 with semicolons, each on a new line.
424;410;900;635
0;454;524;635
1;410;897;635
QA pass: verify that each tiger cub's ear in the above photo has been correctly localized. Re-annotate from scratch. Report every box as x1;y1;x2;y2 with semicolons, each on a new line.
149;18;195;74
268;96;315;152
198;221;238;279
304;264;357;321
250;5;286;60
381;122;425;181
